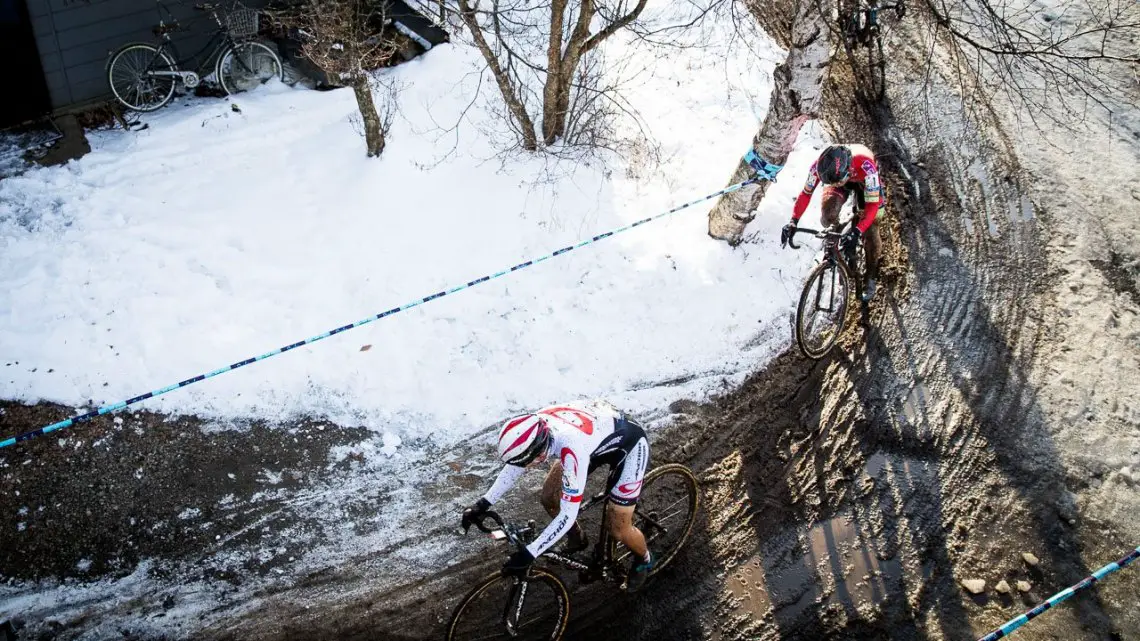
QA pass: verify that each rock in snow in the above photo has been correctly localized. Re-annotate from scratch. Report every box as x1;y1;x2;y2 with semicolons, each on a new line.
961;579;986;594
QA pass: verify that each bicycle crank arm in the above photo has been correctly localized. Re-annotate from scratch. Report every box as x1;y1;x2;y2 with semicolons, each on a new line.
637;510;672;535
147;70;201;88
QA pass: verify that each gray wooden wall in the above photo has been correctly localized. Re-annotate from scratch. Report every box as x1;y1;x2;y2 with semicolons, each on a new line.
27;0;266;111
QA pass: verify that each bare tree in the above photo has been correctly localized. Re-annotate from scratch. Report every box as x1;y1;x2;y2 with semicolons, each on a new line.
707;0;833;243
454;0;650;151
268;0;400;157
914;0;1140;130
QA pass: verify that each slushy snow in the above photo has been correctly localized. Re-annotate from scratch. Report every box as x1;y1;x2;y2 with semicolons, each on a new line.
0;7;830;456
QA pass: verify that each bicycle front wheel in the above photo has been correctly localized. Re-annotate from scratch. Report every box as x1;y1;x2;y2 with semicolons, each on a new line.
217;41;283;95
107;43;178;112
795;258;852;360
445;568;569;641
610;463;700;577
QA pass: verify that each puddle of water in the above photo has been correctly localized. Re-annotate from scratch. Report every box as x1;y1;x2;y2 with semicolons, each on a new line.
726;514;904;624
864;452;888;479
725;555;776;619
807;514;903;610
1008;194;1035;222
1021;195;1035;221
901;382;929;426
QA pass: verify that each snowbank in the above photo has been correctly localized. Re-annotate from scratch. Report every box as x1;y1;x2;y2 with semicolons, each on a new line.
0;12;830;453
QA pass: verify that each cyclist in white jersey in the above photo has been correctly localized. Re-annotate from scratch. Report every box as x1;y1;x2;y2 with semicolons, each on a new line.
461;400;654;591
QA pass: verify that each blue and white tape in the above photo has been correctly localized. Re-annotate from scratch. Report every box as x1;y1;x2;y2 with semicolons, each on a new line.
977;545;1140;641
1;158;781;449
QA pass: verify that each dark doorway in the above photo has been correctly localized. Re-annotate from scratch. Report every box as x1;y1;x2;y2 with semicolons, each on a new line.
1;0;52;127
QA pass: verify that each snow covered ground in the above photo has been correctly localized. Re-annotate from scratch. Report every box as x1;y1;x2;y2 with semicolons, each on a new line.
0;13;831;457
0;9;843;636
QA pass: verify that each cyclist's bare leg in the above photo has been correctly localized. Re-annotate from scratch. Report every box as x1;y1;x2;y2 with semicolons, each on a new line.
820;186;848;229
863;221;882;280
539;461;562;514
539;461;587;548
606;502;648;559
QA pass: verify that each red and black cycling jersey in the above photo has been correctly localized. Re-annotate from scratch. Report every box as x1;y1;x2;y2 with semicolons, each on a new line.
792;143;883;233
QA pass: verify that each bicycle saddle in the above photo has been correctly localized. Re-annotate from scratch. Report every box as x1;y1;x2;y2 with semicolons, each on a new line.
152;21;180;35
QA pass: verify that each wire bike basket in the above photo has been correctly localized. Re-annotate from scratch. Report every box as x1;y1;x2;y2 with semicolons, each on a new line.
225;2;259;39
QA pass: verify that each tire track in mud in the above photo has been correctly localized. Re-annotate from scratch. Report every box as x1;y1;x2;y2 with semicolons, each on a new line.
5;17;1140;641
558;26;1137;641
217;67;1136;638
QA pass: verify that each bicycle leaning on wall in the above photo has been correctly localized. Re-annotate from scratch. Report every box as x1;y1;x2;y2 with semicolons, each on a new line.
106;0;284;113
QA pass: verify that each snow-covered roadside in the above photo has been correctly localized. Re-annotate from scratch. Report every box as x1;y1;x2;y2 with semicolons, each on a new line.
0;8;842;637
0;15;829;455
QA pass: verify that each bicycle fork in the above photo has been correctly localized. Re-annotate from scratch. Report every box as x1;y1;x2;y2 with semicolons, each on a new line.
503;578;530;636
814;258;841;313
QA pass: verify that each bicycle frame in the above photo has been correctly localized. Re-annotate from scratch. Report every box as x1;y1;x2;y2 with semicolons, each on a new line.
789;220;864;300
159;30;232;75
482;489;626;584
144;2;239;83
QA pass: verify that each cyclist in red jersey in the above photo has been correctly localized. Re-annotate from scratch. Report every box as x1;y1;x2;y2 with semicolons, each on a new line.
780;144;885;301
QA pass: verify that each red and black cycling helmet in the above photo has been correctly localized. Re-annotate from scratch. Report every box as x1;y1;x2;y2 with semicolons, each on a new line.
817;145;852;185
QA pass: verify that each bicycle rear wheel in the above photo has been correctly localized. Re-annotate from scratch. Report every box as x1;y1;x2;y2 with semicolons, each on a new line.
610;463;700;577
795;258;852;360
445;568;569;641
217;41;283;95
107;43;178;112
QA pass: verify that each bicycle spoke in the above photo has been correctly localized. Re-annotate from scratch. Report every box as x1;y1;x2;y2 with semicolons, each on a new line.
448;571;566;641
649;505;687;527
641;496;686;519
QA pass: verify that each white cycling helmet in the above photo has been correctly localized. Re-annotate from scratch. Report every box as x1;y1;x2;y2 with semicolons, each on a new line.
497;413;551;466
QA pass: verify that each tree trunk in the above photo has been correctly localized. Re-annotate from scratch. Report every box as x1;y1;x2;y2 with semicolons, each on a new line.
707;0;831;243
540;0;644;145
458;0;539;150
542;0;570;145
351;76;386;158
542;72;573;144
542;0;592;145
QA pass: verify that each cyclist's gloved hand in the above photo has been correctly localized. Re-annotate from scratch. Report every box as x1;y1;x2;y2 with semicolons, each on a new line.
780;219;798;248
461;497;492;533
502;548;535;578
840;227;862;253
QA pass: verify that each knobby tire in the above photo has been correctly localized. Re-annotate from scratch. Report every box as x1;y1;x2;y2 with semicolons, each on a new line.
445;568;569;641
609;463;700;577
795;259;852;360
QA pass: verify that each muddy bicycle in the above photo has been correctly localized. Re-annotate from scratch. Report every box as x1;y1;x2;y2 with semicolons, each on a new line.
842;0;906;46
106;0;284;113
788;219;869;360
446;463;700;641
839;0;905;100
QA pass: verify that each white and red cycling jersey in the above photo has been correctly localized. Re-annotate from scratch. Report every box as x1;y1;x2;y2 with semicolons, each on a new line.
481;400;649;558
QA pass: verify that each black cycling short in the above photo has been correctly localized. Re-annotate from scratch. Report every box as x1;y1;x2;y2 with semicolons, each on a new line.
588;416;650;506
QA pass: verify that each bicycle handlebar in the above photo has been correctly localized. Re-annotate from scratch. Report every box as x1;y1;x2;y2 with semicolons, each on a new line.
462;510;539;554
466;509;506;535
153;19;185;35
787;226;842;250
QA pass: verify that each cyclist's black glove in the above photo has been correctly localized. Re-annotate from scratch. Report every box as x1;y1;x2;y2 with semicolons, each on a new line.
461;497;492;533
502;548;535;578
780;219;798;248
840;227;862;253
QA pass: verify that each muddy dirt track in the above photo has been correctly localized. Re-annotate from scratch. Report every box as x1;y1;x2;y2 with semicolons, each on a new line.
4;4;1140;641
